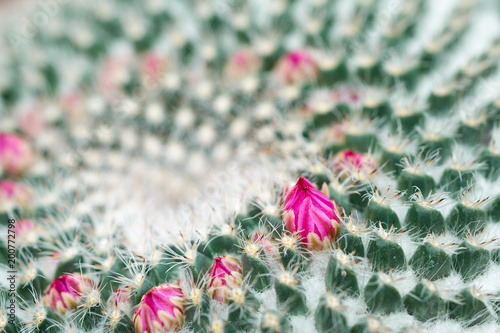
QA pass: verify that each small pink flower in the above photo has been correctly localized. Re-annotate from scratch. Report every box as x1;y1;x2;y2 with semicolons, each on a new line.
274;49;319;85
208;256;243;303
253;232;279;260
282;177;341;250
333;88;361;108
19;106;47;138
133;283;185;333
0;179;32;208
332;149;378;179
61;92;85;121
0;132;34;176
225;49;261;82
43;274;92;314
98;56;134;99
142;52;168;86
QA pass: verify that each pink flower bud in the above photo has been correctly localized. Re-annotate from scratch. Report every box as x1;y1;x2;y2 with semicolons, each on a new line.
133;283;185;333
332;149;378;179
0;132;34;176
19;106;47;138
282;177;341;250
112;287;132;309
274;49;318;85
208;256;243;303
333;88;362;108
225;49;261;82
43;274;92;314
253;232;279;260
142;52;168;86
0;179;32;208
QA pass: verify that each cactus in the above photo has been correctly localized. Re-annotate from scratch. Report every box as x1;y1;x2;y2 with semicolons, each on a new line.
0;0;500;332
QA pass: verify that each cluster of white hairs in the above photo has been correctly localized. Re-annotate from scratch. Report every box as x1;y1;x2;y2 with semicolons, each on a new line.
1;0;500;332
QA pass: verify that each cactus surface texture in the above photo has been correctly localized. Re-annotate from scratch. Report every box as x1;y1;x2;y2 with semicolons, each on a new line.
1;0;500;332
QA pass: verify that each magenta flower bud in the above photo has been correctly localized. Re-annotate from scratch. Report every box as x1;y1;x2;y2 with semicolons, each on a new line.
208;256;243;303
0;132;34;176
282;177;341;250
225;48;261;82
332;149;378;180
133;283;185;333
0;179;33;208
43;274;92;314
274;49;318;85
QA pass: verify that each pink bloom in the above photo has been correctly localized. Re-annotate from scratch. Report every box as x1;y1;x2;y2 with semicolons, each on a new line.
97;56;134;99
208;256;243;303
332;149;378;179
43;274;92;314
19;106;47;138
133;283;185;333
61;92;85;121
0;132;34;176
274;49;319;85
142;52;168;87
282;177;341;250
253;232;279;260
333;88;361;108
0;179;32;208
225;49;261;82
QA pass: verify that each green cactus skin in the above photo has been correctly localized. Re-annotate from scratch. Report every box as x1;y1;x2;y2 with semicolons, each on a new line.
405;203;445;239
207;233;240;256
409;242;452;281
367;236;406;273
260;310;292;333
325;256;359;296
364;273;402;315
380;149;405;175
338;227;365;257
486;195;500;221
479;150;500;180
365;200;401;230
241;253;272;292
104;315;135;333
228;289;260;331
362;101;392;120
314;294;350;333
419;138;453;163
349;185;372;211
452;241;490;282
185;290;210;333
344;134;378;154
403;281;446;322
275;278;308;316
17;270;49;302
391;112;425;136
329;187;353;216
54;254;85;278
397;172;435;199
279;244;308;273
350;317;384;333
448;288;491;327
446;204;486;237
439;169;474;194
